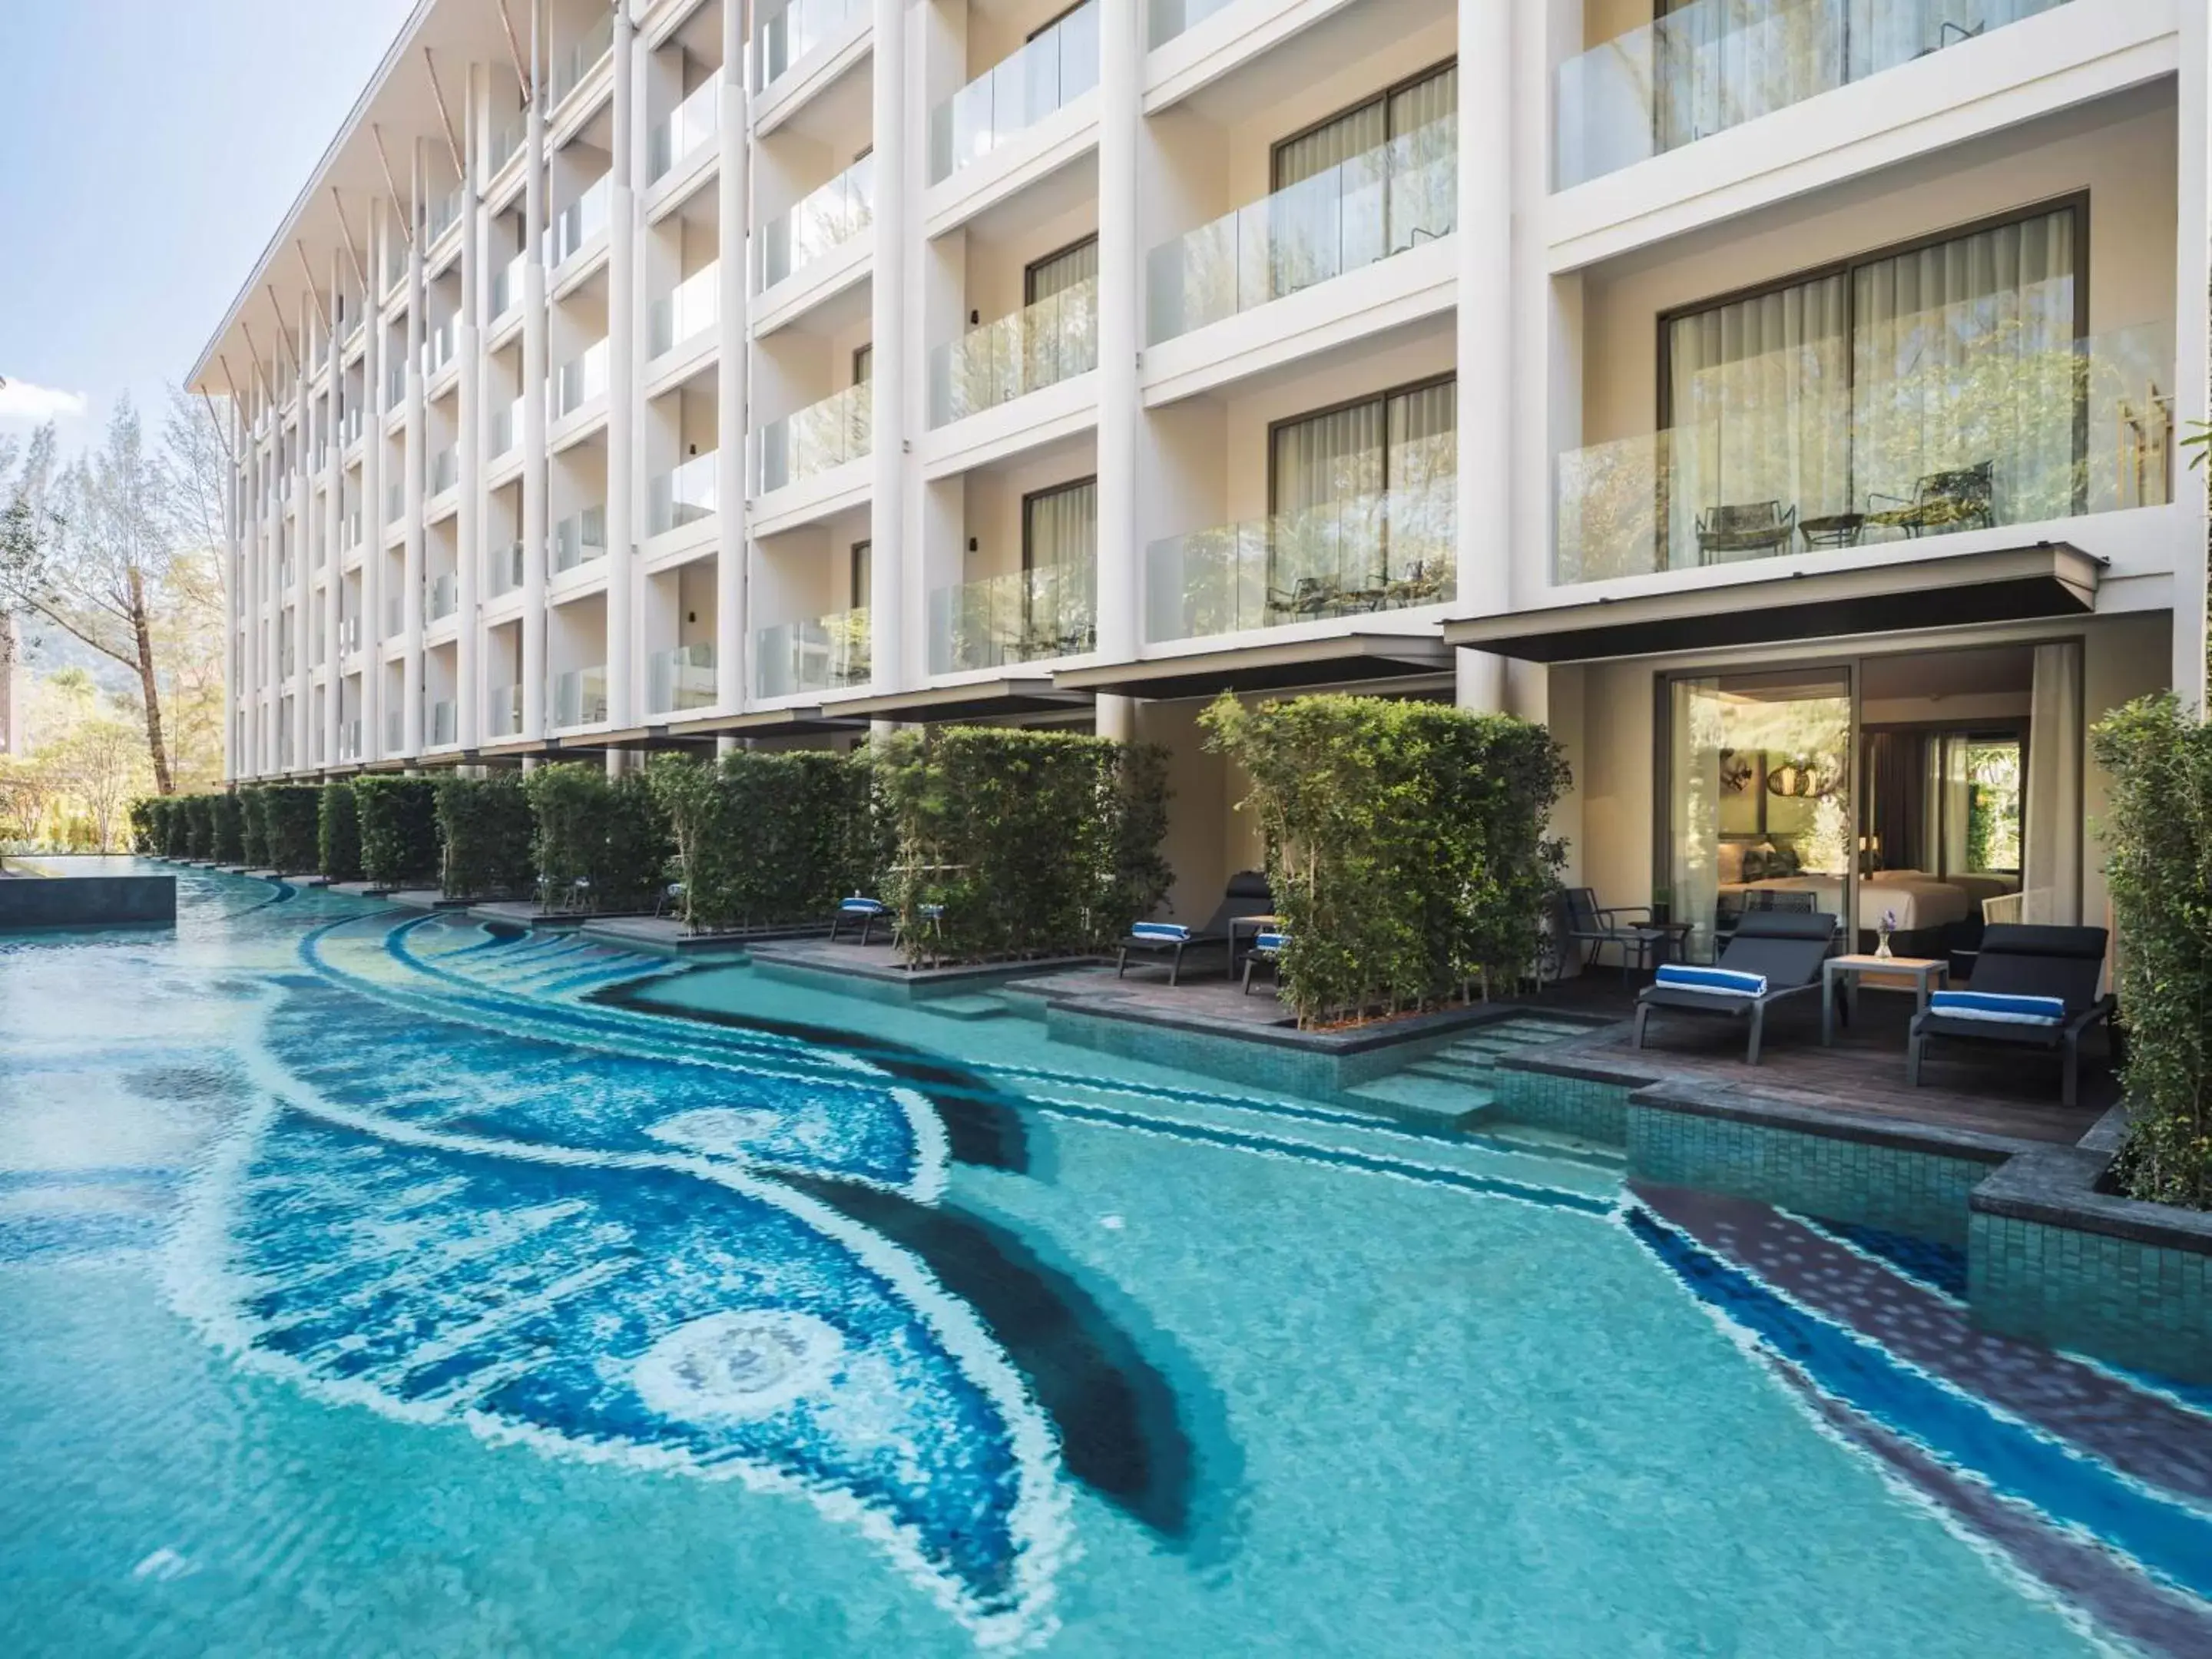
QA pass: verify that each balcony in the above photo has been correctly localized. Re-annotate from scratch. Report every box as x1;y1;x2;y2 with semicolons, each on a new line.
1555;0;2074;190
427;184;465;245
386;708;404;752
649;79;721;184
929;563;1096;674
1144;481;1456;642
340;717;363;762
488;539;525;596
491;251;526;321
549;9;614;109
421;317;456;379
492;395;526;459
1147;112;1455;343
1553;322;2175;584
552;666;609;728
339;614;361;653
488;111;525;177
929;0;1098;184
647;452;720;535
386;595;404;636
341;405;364;449
551;339;610;422
386;359;406;407
757;386;869;492
551;505;609;575
649;263;721;358
386;480;405;525
754;608;870;698
429;445;459;498
430;698;458;747
756;0;864;93
546;176;611;272
427;572;459;622
929;276;1097;426
648;643;718;714
488;684;522;737
760;156;873;288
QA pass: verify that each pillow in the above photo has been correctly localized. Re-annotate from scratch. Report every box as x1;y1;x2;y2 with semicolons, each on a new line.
1768;843;1802;876
1131;922;1190;942
1717;843;1746;885
839;896;886;915
1929;991;2065;1025
1253;932;1289;952
1657;964;1767;998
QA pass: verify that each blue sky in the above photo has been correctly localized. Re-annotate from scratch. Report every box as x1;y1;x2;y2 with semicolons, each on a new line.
0;1;415;445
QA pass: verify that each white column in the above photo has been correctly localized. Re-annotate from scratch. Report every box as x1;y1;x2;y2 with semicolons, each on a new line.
606;5;638;731
867;0;906;693
2172;0;2209;712
402;148;429;756
459;68;485;750
1453;0;1509;715
522;0;551;742
363;205;389;765
715;0;748;714
1093;0;1140;741
323;253;345;772
222;407;240;783
292;303;312;770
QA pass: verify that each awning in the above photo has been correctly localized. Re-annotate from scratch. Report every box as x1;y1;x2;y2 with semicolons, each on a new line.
661;705;873;739
1442;543;2104;664
833;678;1092;723
1055;632;1452;700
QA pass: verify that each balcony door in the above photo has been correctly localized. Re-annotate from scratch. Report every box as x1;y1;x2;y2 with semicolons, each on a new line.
1021;479;1097;657
1268;377;1455;614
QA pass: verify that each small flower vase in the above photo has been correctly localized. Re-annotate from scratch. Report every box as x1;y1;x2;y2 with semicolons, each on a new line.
1875;927;1894;962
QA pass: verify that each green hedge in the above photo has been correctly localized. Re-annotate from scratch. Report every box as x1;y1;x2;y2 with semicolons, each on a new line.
182;794;214;859
210;793;246;865
353;777;441;889
260;786;323;874
522;763;673;912
238;786;270;868
2090;693;2211;1210
435;773;536;899
128;797;160;854
647;750;881;932
875;727;1171;965
319;782;363;882
1202;694;1569;1027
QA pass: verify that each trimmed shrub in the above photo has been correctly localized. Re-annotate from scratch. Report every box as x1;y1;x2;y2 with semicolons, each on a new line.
261;786;323;874
647;750;879;932
1201;694;1569;1028
127;797;159;854
238;786;270;868
353;777;441;889
522;763;674;912
319;782;363;882
183;794;215;859
2090;693;2212;1210
874;727;1171;964
435;773;536;899
210;792;247;865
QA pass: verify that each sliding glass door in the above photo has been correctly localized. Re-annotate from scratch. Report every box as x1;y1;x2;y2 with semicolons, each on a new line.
1269;378;1455;615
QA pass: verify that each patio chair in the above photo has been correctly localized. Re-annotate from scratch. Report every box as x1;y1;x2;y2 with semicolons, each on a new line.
830;893;891;945
1694;502;1797;564
1240;928;1288;995
1866;462;1995;538
1117;871;1274;987
1632;909;1838;1065
652;880;685;919
1906;923;2114;1109
1557;886;1654;979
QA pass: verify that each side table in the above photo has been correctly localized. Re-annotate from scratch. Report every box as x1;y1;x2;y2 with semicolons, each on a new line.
1822;953;1948;1046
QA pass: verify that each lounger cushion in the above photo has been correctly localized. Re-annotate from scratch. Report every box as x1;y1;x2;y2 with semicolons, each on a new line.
1131;922;1190;942
1929;990;2065;1025
839;896;887;916
1657;964;1767;998
1253;932;1287;952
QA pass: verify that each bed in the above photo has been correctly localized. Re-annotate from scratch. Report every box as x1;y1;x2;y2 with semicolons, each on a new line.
1721;872;1974;935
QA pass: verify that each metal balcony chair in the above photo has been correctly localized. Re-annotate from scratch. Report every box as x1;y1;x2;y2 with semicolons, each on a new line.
1694;502;1797;564
1866;462;1996;538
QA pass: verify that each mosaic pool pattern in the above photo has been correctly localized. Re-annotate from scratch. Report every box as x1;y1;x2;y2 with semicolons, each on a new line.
2;863;2210;1654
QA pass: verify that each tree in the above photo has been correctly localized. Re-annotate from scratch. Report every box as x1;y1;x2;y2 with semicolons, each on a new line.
51;712;147;852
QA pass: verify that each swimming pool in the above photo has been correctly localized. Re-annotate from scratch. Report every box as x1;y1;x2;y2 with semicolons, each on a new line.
5;865;2207;1654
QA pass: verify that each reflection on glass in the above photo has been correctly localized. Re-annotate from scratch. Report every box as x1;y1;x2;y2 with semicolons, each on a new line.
757;386;870;492
760;157;874;288
753;608;871;697
929;1;1100;184
928;276;1098;426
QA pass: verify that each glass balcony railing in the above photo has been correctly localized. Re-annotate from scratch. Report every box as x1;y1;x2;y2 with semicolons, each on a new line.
339;614;361;654
753;608;870;698
552;666;609;728
550;505;609;575
431;698;458;747
649;262;721;357
929;562;1097;674
386;595;404;636
386;480;405;525
1147;113;1456;343
421;316;456;379
549;9;615;108
341;717;363;761
1556;0;2073;190
488;111;525;176
429;445;459;496
929;0;1098;184
427;184;464;244
757;386;869;492
550;339;610;421
929;276;1097;426
647;452;720;535
1553;321;2176;584
385;359;406;406
491;395;525;459
341;405;364;449
648;643;719;714
488;539;525;596
386;707;404;752
427;572;458;622
545;175;611;270
488;684;522;737
648;78;721;183
760;155;873;288
1144;480;1457;643
491;250;526;320
344;507;363;548
384;240;407;294
755;0;866;91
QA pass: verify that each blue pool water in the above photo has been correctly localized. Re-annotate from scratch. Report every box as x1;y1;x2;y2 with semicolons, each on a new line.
5;864;2209;1654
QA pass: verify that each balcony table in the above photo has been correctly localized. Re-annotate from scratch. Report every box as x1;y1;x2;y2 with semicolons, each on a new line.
1799;513;1866;551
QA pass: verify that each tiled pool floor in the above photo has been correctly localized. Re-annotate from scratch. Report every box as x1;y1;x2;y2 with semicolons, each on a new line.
3;866;2208;1654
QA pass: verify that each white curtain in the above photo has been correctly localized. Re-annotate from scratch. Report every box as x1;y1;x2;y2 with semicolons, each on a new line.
1273;382;1455;594
1924;736;1972;879
2022;640;2082;924
1670;676;1725;962
1026;236;1098;303
1025;479;1096;572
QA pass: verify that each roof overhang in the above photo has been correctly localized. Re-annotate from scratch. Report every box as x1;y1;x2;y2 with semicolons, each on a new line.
833;678;1093;723
662;706;873;738
1441;543;2106;664
1055;632;1452;700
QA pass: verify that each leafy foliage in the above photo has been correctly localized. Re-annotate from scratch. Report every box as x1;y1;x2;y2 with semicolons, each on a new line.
182;793;214;859
435;773;536;899
1201;694;1569;1028
352;777;440;889
210;790;245;864
521;763;674;912
237;786;269;867
127;796;158;853
260;786;322;874
645;750;881;933
318;782;363;882
2090;694;2212;1209
873;728;1172;965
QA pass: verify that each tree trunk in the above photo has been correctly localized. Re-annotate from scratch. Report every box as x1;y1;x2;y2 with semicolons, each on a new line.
127;565;174;795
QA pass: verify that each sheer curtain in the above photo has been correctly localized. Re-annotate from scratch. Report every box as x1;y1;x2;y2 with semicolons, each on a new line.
1387;379;1458;581
1670;677;1725;962
2022;640;2082;923
1273;398;1386;597
1270;65;1456;296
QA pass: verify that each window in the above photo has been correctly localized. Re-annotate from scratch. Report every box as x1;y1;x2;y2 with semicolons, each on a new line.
1267;376;1455;598
1022;478;1096;574
852;343;872;385
849;539;871;608
1025;235;1098;306
1271;61;1458;190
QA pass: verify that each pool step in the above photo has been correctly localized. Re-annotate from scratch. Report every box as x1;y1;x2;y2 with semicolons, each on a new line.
1340;1071;1496;1131
918;993;1014;1022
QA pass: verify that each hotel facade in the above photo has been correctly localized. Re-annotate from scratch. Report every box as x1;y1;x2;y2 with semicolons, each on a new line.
193;0;2208;949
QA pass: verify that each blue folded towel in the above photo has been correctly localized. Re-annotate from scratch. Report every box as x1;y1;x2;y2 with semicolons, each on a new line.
919;903;945;919
1656;964;1767;998
839;896;886;916
1131;922;1190;942
1253;932;1288;952
1930;990;2065;1025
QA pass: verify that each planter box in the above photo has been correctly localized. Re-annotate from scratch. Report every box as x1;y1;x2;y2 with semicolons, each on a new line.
0;873;175;931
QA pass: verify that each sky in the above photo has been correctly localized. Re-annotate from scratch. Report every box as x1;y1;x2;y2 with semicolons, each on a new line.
0;1;417;450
